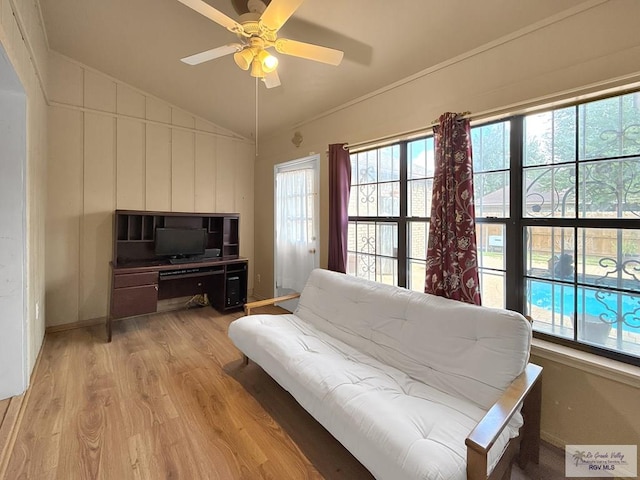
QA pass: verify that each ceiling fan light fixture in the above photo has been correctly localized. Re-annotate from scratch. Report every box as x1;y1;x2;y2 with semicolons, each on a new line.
233;49;254;70
257;50;278;73
250;58;264;78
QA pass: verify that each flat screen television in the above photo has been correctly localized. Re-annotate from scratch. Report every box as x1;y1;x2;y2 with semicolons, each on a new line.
155;227;206;258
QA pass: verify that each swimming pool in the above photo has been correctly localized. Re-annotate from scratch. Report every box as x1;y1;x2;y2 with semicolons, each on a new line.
527;280;640;332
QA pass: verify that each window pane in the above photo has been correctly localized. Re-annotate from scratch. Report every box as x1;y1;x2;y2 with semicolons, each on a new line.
579;92;640;160
527;279;575;339
348;185;358;216
476;223;505;308
355;253;376;281
347;221;398;284
355;222;376;254
524;107;576;166
576;228;640;291
408;259;426;292
408;137;434;179
578;157;640;218
347;251;356;276
523;166;575;218
355;150;377;184
377;223;398;257
526;225;640;356
479;269;505;308
378;182;400;216
350;153;358;185
475;171;508;218
409;221;428;260
376;256;398;285
408;179;432;217
471;121;510;171
476;224;505;270
357;184;378;216
378;145;400;182
574;287;640;352
525;226;574;281
346;225;357;276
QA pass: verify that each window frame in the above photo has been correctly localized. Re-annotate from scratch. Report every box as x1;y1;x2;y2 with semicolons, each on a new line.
517;94;640;367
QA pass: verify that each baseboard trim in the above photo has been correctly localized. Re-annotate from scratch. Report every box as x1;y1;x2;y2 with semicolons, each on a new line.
45;317;104;334
541;430;566;450
44;299;225;334
0;335;46;478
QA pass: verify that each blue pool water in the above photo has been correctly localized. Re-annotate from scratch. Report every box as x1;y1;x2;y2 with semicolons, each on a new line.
528;280;640;332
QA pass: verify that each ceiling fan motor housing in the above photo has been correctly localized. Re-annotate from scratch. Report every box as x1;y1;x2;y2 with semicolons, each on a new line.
237;13;277;42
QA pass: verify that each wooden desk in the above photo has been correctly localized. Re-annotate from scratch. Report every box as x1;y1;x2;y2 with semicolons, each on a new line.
108;257;247;342
108;209;247;342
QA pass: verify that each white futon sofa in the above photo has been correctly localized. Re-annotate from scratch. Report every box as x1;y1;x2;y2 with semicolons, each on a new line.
228;268;542;480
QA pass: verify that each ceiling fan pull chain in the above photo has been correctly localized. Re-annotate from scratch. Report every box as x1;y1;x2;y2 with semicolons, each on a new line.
255;76;259;157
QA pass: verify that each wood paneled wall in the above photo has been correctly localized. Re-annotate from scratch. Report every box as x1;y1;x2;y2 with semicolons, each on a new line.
46;53;255;327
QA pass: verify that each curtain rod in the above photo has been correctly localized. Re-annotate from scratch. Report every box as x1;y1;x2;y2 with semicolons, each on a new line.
344;111;472;151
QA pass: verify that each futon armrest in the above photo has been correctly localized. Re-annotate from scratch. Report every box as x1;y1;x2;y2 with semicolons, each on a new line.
244;293;301;315
465;362;543;480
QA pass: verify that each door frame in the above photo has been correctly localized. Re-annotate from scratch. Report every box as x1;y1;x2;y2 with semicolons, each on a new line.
273;154;320;297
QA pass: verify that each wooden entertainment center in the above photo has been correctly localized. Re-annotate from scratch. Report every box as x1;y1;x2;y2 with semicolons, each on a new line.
107;210;248;342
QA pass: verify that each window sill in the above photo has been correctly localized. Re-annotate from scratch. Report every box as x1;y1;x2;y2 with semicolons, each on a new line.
531;338;640;388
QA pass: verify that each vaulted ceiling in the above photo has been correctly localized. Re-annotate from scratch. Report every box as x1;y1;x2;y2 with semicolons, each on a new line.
39;0;590;139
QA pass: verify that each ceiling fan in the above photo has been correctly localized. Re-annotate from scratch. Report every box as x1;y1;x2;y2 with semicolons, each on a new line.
177;0;344;88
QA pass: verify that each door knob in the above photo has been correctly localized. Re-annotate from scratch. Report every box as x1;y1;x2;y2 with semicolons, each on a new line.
309;249;316;254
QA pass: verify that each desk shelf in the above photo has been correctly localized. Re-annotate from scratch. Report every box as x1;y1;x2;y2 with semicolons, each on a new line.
113;210;240;265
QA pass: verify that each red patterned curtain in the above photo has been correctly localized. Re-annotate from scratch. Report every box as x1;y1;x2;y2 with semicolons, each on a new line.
425;113;481;305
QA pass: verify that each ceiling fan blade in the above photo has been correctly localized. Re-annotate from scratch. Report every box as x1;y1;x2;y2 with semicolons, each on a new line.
275;38;344;66
176;0;243;33
181;44;242;65
263;70;281;89
260;0;304;32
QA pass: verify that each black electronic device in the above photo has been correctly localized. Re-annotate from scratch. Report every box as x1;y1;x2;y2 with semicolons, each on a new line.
155;227;206;259
226;275;241;307
168;256;204;265
204;248;221;258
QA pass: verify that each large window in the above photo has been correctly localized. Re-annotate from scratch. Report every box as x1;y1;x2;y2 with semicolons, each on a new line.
523;93;640;361
347;90;640;365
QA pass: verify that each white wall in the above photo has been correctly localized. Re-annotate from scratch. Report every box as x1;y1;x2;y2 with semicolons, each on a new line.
0;0;49;397
46;52;255;327
0;43;27;398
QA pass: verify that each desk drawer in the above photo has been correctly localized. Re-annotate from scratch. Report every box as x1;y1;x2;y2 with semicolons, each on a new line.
111;285;158;318
114;271;158;288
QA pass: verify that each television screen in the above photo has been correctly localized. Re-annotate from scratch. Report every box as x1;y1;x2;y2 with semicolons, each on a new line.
155;228;206;257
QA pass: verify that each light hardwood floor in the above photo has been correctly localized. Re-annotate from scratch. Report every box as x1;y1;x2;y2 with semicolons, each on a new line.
3;307;565;479
0;401;9;422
